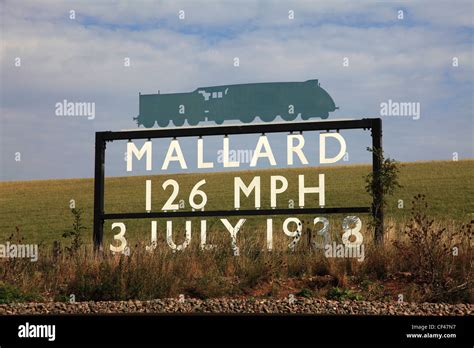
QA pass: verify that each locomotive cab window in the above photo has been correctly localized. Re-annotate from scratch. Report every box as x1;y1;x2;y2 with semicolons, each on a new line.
218;92;223;98
198;90;211;101
212;92;217;98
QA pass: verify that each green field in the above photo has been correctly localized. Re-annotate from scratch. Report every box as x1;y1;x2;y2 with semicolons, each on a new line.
0;160;472;246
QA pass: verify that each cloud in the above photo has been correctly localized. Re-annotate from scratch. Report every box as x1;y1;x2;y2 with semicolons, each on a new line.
0;0;472;180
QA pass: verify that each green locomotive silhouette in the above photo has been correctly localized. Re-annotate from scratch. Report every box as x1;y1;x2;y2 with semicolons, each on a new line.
134;79;337;127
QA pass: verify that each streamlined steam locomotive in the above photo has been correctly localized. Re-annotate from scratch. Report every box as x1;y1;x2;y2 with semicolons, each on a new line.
134;79;337;128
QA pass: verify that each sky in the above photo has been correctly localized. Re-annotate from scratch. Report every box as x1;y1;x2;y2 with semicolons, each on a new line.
0;0;473;181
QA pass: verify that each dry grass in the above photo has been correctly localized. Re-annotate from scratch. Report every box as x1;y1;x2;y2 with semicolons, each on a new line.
1;211;471;304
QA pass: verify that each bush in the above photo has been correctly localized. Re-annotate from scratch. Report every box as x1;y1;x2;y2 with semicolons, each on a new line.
326;287;363;301
0;282;38;304
393;195;472;302
296;288;313;298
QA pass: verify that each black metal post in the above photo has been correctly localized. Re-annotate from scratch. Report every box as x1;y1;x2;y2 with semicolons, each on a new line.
371;118;384;244
93;133;106;252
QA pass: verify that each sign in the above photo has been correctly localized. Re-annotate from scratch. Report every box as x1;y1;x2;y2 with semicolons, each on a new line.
134;79;338;127
93;119;384;253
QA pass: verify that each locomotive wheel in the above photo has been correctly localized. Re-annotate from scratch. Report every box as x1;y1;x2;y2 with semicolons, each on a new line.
173;117;185;127
141;118;156;128
262;114;276;122
157;118;169;127
282;114;295;121
188;117;200;126
241;115;255;123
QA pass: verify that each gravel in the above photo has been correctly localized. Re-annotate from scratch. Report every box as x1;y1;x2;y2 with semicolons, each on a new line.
0;298;472;315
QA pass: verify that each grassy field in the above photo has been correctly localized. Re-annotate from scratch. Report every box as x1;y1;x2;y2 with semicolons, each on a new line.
0;160;472;247
0;160;472;304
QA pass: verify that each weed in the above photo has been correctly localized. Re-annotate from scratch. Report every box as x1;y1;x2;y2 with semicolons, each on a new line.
296;288;313;298
62;209;86;257
326;287;364;301
393;195;472;302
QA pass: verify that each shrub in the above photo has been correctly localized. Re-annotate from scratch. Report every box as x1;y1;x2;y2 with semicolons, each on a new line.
296;288;313;298
393;194;472;302
62;208;86;257
0;282;39;304
326;287;363;301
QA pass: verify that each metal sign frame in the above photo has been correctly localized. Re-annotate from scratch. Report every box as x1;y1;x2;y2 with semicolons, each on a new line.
93;118;383;250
